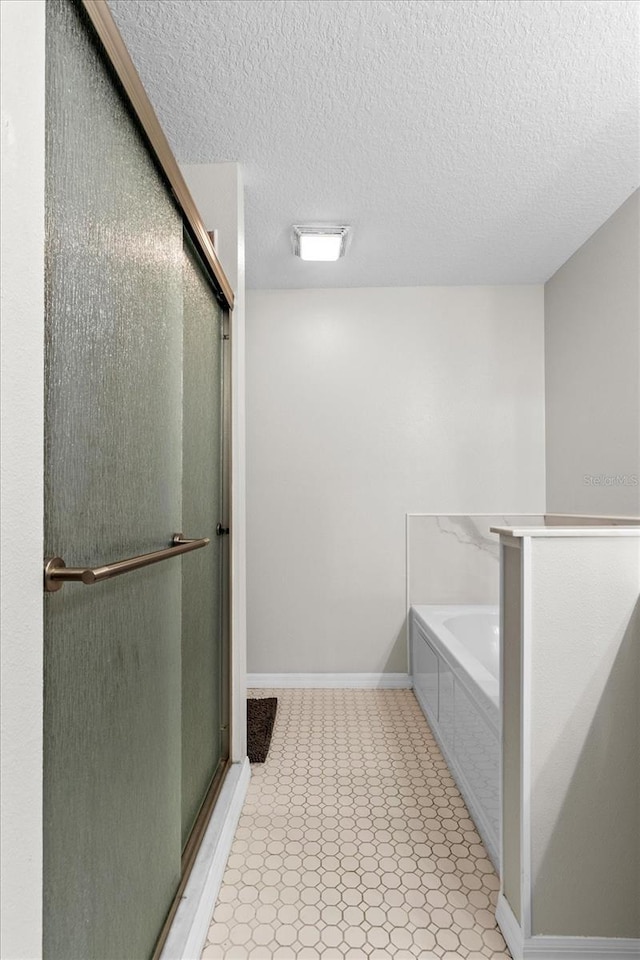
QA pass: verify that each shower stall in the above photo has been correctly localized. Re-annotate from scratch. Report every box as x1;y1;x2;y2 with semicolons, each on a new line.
43;1;233;956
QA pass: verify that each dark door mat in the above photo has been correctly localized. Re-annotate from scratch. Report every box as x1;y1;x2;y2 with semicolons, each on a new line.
247;697;278;763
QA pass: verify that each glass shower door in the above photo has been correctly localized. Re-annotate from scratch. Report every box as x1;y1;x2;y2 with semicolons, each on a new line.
181;236;228;849
43;2;229;957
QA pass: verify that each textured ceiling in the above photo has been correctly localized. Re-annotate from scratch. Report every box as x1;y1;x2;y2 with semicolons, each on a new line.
109;0;639;289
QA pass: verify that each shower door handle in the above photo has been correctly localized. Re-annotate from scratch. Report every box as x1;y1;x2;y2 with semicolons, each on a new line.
44;533;210;592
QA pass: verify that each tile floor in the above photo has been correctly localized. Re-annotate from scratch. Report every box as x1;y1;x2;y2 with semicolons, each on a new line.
202;689;511;960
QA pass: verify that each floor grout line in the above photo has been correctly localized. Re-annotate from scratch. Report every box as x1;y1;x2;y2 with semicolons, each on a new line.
202;688;511;960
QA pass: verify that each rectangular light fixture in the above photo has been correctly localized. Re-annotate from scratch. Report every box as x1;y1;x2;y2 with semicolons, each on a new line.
293;225;349;261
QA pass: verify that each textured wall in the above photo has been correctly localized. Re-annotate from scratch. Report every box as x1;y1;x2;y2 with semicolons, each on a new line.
246;285;545;675
545;190;640;516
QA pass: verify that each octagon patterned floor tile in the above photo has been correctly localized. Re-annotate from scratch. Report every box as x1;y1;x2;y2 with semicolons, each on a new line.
202;689;511;959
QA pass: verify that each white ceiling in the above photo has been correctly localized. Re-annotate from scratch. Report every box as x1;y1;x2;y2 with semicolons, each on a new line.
109;0;639;289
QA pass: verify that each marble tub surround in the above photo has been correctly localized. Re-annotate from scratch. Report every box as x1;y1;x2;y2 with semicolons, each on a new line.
491;523;640;537
406;514;637;611
407;515;544;608
202;688;511;959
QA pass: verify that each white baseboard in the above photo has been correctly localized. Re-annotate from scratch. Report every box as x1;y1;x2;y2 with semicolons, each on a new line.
496;894;639;960
525;938;640;959
247;672;412;689
160;757;251;960
496;895;525;959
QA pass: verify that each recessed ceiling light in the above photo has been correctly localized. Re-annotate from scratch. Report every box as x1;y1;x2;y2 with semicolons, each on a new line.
293;225;349;261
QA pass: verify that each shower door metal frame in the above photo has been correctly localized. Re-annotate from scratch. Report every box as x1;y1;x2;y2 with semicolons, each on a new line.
80;0;234;311
69;3;235;956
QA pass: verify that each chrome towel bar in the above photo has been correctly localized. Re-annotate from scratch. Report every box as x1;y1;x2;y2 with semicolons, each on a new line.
44;533;210;592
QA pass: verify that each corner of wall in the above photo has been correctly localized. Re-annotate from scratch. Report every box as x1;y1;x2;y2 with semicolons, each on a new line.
0;2;47;956
543;189;640;517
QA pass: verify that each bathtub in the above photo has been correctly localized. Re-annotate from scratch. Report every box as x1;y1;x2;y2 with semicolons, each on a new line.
410;604;500;869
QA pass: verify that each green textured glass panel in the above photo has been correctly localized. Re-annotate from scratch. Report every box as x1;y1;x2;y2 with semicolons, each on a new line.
44;2;182;957
181;235;225;846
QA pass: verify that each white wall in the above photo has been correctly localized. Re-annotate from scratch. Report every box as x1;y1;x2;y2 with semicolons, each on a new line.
180;162;247;762
246;286;545;675
181;163;242;295
545;189;640;517
0;2;46;957
496;528;640;951
530;533;640;938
